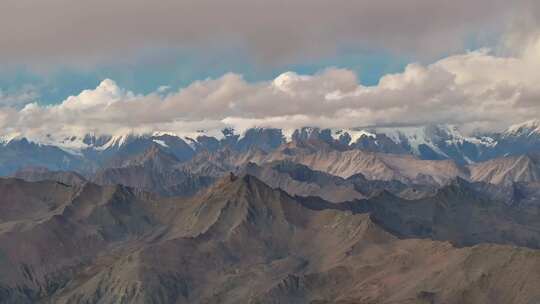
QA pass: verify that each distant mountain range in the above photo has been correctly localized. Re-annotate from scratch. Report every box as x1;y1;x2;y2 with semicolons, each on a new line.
1;119;540;176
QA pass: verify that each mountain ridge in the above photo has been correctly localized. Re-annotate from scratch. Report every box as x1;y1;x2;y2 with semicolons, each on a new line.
3;175;540;303
2;120;540;176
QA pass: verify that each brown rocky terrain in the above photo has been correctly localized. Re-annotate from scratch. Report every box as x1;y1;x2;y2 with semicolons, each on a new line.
13;167;87;186
93;145;215;197
469;154;540;185
180;143;469;186
2;175;540;303
241;160;436;202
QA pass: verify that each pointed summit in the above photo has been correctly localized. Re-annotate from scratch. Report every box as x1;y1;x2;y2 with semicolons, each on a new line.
118;143;180;170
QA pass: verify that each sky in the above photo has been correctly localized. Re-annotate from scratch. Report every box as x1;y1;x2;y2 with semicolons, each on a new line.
0;0;540;140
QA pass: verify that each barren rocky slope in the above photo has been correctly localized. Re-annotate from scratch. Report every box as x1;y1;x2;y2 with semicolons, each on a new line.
182;143;469;186
2;176;540;303
93;145;215;197
241;160;436;202
469;154;540;185
13;167;87;186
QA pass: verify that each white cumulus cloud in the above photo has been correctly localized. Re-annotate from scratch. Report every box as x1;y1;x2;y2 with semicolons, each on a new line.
1;42;540;141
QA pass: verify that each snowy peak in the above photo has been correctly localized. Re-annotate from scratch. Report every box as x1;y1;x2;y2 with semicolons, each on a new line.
373;125;448;155
3;120;540;177
374;124;494;149
504;119;540;137
347;124;497;164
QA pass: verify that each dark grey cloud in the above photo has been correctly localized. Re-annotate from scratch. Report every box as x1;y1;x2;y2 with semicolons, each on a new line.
0;0;537;66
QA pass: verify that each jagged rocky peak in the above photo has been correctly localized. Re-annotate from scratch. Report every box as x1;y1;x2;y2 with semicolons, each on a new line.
235;127;286;152
292;127;334;143
127;143;180;167
82;133;113;147
289;127;352;151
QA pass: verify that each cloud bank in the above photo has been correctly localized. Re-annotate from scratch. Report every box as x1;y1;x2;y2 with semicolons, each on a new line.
2;39;540;141
0;0;538;66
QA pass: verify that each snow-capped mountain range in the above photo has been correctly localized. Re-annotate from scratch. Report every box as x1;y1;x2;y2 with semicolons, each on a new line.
1;120;539;175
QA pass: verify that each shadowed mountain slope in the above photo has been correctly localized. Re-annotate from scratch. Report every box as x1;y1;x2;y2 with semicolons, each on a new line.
241;160;436;202
93;145;215;197
298;177;540;249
